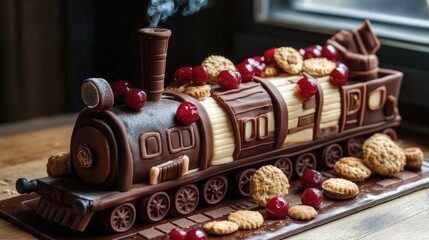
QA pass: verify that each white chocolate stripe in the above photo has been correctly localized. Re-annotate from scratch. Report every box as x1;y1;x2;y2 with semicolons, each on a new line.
200;97;234;166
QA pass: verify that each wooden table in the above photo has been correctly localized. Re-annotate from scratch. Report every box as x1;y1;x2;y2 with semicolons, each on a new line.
0;115;428;239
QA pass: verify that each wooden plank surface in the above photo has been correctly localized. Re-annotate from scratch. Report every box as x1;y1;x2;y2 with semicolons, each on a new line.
0;115;428;239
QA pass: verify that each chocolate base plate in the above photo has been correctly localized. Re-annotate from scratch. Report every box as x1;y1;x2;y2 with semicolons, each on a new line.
1;161;429;240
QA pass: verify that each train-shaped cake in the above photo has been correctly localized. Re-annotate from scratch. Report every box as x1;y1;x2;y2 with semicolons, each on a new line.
16;22;403;233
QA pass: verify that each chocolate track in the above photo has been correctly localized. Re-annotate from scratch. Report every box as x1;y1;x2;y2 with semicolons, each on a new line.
2;161;429;240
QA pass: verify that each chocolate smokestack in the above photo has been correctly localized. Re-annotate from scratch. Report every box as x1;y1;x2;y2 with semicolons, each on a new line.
138;28;171;102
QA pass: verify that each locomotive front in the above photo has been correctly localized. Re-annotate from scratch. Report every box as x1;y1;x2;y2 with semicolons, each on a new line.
71;84;203;191
71;28;204;192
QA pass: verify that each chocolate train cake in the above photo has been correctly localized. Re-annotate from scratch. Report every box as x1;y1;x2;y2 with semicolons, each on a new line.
13;21;416;238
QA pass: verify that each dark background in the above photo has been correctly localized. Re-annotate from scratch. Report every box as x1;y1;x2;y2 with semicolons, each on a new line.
0;0;427;128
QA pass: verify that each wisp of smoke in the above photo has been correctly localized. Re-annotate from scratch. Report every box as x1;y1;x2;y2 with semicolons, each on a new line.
182;0;209;16
147;0;210;27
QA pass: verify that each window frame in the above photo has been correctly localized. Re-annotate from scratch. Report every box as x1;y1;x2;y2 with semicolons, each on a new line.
167;125;196;154
254;0;429;50
140;132;162;159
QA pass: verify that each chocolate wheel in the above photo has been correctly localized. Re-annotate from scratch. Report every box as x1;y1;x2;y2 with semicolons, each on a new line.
202;175;228;205
322;144;343;169
294;153;317;178
101;203;136;233
170;184;199;217
233;168;256;197
274;158;293;179
345;136;365;158
382;128;397;141
139;192;170;223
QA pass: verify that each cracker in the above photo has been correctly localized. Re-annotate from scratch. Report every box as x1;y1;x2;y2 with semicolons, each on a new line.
334;157;372;182
227;210;264;230
203;220;238;235
250;165;290;207
165;81;187;93
264;64;281;77
183;84;211;101
202;55;236;84
274;47;303;75
362;133;406;176
303;57;336;77
322;178;359;199
288;205;317;220
46;152;71;177
166;82;211;101
404;147;424;170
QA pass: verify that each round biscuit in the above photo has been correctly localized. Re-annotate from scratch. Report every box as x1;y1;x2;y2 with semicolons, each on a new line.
274;47;303;75
203;220;238;235
322;178;359;199
288;205;317;220
362;133;406;176
227;210;264;230
303;57;336;77
334;157;372;182
250;165;290;207
202;55;236;84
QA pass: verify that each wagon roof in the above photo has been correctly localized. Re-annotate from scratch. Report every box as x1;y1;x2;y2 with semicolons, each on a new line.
210;81;273;119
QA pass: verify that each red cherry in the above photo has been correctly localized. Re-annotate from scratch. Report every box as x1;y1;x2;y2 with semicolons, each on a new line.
252;55;265;63
169;228;187;240
322;44;338;62
265;196;289;220
243;58;259;67
236;62;255;82
186;228;207;240
242;58;266;77
175;66;193;85
234;71;242;83
303;45;322;59
298;48;306;58
337;62;349;73
301;188;323;209
253;62;266;77
217;70;241;90
111;81;131;103
330;67;349;87
295;77;318;98
300;170;324;190
124;88;147;111
190;65;208;85
263;47;276;64
176;101;199;125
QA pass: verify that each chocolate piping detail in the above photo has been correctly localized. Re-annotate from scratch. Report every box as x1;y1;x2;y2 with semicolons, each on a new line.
211;81;275;159
340;82;367;131
162;91;213;170
302;73;323;140
254;78;289;148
